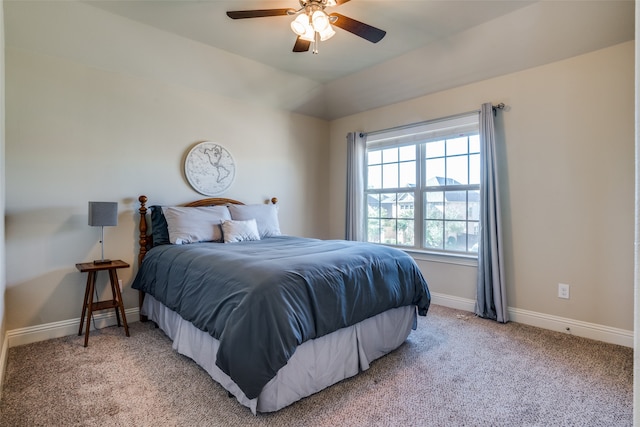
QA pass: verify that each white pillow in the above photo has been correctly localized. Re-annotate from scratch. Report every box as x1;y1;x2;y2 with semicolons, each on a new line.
221;219;261;243
228;204;281;238
162;206;231;244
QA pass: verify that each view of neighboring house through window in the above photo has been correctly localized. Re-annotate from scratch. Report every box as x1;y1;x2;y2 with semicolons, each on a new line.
365;113;480;255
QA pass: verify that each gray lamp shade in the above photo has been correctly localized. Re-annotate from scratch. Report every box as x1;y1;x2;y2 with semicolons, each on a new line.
88;202;118;227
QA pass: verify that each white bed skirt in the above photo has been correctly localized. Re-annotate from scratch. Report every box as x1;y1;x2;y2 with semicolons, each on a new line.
142;295;417;414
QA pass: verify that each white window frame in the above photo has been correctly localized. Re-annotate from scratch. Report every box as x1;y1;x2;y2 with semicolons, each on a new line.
364;112;480;257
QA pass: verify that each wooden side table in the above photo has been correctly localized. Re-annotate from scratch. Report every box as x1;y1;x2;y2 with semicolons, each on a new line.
76;260;130;347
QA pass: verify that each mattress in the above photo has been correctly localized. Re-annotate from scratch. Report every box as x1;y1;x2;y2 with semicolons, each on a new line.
142;294;417;414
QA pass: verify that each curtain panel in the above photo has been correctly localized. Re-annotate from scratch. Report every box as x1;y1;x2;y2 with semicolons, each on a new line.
345;132;366;241
475;103;508;323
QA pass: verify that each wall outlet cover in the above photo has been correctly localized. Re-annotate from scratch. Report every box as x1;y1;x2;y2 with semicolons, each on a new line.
558;283;570;299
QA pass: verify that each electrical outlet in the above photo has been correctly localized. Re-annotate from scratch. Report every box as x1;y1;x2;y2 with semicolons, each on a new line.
558;283;570;299
118;279;123;291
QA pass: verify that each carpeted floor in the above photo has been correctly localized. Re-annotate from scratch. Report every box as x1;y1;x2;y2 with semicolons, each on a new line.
0;305;633;426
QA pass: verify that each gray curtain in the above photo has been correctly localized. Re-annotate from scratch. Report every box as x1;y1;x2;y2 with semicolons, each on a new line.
475;103;508;323
345;132;366;241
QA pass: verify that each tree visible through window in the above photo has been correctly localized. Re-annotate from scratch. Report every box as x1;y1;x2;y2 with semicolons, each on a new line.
364;113;480;255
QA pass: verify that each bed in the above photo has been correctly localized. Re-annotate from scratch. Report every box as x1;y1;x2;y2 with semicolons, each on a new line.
132;195;431;414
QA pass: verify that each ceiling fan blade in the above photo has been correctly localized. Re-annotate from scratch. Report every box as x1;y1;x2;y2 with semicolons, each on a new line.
226;9;293;19
293;37;311;53
334;0;351;5
329;13;386;43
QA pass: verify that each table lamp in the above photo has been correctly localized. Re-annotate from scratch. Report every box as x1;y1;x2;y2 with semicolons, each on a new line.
88;201;118;264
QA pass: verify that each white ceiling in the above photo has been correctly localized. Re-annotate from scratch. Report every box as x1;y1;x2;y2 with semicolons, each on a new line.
89;0;537;83
86;0;634;120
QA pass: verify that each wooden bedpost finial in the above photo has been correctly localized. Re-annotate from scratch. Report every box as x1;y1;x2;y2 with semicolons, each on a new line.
271;197;278;205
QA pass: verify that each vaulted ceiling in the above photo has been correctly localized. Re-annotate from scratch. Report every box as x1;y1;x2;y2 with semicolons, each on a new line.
86;1;634;120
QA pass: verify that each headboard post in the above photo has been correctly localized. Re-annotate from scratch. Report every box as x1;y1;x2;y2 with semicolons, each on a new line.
138;195;149;321
138;195;148;265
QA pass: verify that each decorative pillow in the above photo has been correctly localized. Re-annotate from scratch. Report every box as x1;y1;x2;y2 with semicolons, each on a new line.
150;205;170;247
162;206;231;244
221;219;261;243
227;204;281;238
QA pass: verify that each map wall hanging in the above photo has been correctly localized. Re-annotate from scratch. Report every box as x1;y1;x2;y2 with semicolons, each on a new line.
184;141;236;196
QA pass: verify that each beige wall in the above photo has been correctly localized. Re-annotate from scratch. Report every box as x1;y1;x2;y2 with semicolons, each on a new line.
4;4;329;330
3;1;635;337
329;41;635;331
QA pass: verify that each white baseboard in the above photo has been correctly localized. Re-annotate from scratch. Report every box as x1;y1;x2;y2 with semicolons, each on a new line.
6;308;139;348
4;295;634;350
507;307;633;348
430;292;633;348
430;292;477;312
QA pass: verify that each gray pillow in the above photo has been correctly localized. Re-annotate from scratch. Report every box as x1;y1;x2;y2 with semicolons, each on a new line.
227;204;281;238
162;206;231;244
221;219;261;243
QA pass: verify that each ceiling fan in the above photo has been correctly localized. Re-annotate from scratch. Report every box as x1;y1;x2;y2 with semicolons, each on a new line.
226;0;386;54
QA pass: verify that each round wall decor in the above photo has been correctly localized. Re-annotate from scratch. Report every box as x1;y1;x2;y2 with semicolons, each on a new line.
184;141;236;196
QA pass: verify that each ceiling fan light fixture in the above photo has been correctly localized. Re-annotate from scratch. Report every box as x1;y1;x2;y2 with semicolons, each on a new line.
291;14;311;36
318;25;335;41
300;30;316;42
311;10;331;32
227;1;387;54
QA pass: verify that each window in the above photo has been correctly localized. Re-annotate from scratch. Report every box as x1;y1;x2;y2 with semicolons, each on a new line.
364;113;480;255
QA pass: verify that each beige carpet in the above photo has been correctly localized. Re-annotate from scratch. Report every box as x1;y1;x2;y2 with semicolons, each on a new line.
0;305;633;426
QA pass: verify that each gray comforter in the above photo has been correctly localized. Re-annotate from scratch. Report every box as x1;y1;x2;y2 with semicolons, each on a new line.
132;236;430;399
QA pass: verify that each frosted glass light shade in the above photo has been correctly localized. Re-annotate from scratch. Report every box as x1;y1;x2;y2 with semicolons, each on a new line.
318;25;335;41
291;15;315;41
311;10;330;32
300;29;316;42
291;14;309;36
291;10;335;44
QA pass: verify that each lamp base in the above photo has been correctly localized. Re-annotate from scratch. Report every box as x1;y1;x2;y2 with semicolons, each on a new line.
93;259;112;265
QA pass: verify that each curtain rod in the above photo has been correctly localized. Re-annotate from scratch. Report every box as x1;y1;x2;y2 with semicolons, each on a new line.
361;103;506;138
492;102;505;116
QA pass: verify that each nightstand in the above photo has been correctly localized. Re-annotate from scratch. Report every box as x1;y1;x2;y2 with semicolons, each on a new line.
76;260;130;347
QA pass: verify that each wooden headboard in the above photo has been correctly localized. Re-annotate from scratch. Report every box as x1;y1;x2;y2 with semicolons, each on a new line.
137;194;278;265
